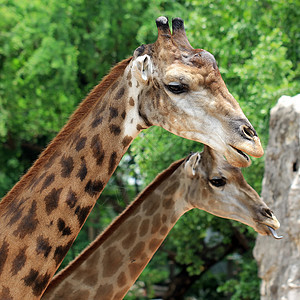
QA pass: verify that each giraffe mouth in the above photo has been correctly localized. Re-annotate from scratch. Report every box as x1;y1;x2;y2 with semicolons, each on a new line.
230;146;250;162
267;226;283;239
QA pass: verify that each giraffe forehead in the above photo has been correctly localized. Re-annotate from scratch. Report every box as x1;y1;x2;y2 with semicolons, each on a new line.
163;61;218;86
163;64;195;83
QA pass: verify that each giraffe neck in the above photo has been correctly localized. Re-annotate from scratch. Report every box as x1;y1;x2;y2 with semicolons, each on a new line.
0;57;147;300
42;159;192;300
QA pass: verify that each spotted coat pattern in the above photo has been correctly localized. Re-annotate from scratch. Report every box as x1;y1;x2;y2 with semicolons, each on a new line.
42;147;279;300
0;16;264;299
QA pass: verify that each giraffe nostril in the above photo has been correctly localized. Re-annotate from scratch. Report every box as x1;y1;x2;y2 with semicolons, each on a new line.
260;207;273;218
241;125;256;140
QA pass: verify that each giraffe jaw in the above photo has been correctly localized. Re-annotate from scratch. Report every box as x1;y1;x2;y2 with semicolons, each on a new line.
227;135;264;167
223;145;252;167
230;146;250;164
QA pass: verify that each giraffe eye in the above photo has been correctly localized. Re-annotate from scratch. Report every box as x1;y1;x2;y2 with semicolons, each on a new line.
209;177;226;187
166;82;188;94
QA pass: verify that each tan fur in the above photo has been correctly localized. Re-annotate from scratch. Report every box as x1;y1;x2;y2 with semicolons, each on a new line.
0;57;132;211
46;158;184;292
43;148;280;300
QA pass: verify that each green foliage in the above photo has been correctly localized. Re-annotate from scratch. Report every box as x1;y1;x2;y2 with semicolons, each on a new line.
217;258;260;300
0;0;299;298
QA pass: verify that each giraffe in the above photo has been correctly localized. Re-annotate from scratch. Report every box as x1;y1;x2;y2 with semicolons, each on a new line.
0;17;264;299
42;146;280;300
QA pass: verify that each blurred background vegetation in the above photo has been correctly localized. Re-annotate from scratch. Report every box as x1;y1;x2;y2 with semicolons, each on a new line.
0;0;299;299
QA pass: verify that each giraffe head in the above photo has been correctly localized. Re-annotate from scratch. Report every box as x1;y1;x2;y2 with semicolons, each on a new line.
183;146;280;238
131;17;263;167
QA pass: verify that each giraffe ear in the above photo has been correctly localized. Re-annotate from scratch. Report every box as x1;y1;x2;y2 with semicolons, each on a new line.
133;54;152;82
185;152;201;178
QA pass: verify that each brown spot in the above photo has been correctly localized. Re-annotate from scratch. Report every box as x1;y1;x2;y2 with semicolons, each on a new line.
30;172;46;190
22;269;51;296
163;182;178;196
83;272;98;286
57;218;72;236
171;215;177;224
52;282;72;297
139;219;150;237
13;200;39;239
36;236;52;258
91;134;104;166
149;238;162;252
143;194;159;216
121;111;126;119
0;240;9;276
163;197;175;209
6;197;26;226
122;135;133;148
162;214;167;223
75;205;92;227
122;232;137;250
128;261;146;279
91;116;104;128
136;124;144;131
53;239;74;267
160;225;169;236
127;71;132;81
0;287;13;300
76;157;87;181
69;132;80;148
11;246;27;275
129;97;135;106
109;107;118;122
115;87;125;100
66;188;78;208
60;155;74;178
108;151;117;175
117;272;127;287
102;247;123;277
111;81;119;91
109;124;121;135
44;151;60;169
44;188;63;215
75;136;87;152
85;180;104;197
129;242;146;261
72;290;90;299
151;213;162;234
95;284;114;299
40;173;55;192
84;251;101;271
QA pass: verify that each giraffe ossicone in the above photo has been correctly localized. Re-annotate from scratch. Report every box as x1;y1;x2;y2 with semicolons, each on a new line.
43;146;280;300
0;16;264;299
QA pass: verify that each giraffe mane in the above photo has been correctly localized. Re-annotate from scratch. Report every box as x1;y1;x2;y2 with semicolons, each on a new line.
0;57;132;210
46;157;185;291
